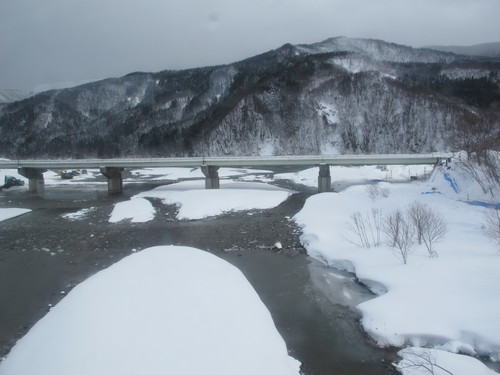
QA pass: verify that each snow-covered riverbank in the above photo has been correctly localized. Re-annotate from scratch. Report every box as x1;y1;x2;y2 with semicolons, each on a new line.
1;161;499;374
293;163;500;374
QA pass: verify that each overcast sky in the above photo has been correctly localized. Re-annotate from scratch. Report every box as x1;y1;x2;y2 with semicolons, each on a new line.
1;0;499;91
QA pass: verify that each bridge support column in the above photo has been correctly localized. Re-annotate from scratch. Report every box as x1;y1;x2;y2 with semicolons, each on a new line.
100;167;124;194
18;167;46;194
201;165;220;189
318;163;331;193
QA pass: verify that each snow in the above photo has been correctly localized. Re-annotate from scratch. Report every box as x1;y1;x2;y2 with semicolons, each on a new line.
2;161;500;373
316;102;339;125
61;207;96;221
0;208;31;222
275;164;432;188
130;180;292;220
0;169;30;221
128;167;204;180
0;246;300;375
293;163;500;366
43;169;104;185
109;198;155;223
126;167;271;182
396;347;497;375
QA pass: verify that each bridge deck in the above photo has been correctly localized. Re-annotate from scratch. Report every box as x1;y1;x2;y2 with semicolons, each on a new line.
1;154;453;194
0;153;453;169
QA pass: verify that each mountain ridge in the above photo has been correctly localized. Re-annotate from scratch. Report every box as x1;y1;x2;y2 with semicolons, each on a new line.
424;41;500;59
0;37;499;158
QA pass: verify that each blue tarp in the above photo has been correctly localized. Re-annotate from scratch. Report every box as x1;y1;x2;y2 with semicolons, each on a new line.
443;173;459;193
467;201;500;209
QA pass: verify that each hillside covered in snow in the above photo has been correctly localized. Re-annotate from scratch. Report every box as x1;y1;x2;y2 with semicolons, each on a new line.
0;37;499;158
0;37;500;158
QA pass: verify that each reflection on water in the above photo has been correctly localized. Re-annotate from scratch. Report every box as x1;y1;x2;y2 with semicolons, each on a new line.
219;250;398;375
308;259;375;308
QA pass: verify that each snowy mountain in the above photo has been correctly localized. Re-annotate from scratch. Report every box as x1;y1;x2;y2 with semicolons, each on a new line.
0;37;499;158
425;41;500;59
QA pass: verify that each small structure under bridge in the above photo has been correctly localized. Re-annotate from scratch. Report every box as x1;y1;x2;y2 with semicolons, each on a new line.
0;153;452;195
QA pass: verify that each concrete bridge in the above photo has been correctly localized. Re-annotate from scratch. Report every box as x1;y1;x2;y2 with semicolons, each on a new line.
0;153;452;194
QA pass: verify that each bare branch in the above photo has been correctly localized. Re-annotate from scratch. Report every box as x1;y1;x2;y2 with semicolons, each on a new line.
397;347;454;375
408;202;447;256
347;209;384;248
384;209;415;264
484;208;500;250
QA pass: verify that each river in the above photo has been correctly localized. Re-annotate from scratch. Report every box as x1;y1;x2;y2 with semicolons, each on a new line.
0;175;399;374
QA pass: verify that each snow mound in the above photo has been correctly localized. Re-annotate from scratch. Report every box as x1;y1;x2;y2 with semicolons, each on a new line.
109;197;155;223
0;246;300;375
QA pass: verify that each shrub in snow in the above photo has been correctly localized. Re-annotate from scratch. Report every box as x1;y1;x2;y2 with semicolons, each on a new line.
395;347;497;375
484;208;500;250
395;347;454;375
408;201;447;257
366;184;389;200
347;209;383;248
383;209;415;264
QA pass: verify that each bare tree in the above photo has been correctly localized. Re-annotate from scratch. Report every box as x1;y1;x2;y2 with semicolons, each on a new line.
408;201;447;257
450;109;500;161
408;201;427;245
370;208;383;247
484;208;500;250
421;213;447;257
457;151;500;196
347;209;383;248
366;184;390;200
384;209;415;264
451;107;500;196
348;211;371;248
396;347;454;375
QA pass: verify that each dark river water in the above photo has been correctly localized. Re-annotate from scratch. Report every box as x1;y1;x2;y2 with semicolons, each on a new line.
0;175;399;374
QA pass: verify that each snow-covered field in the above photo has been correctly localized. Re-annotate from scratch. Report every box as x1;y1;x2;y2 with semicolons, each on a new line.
1;162;499;374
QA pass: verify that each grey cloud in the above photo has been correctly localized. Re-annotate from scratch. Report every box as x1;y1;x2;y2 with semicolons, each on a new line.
1;0;499;90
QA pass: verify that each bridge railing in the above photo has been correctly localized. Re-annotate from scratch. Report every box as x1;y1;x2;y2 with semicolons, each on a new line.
0;153;453;194
0;153;453;169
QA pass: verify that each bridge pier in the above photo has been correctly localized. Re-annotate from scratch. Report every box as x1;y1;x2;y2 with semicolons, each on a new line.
18;167;46;194
201;165;220;189
318;163;331;193
100;167;124;194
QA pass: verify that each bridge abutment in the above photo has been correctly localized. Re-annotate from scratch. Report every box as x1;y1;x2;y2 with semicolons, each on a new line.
100;167;124;194
318;163;331;193
201;165;220;189
18;167;46;194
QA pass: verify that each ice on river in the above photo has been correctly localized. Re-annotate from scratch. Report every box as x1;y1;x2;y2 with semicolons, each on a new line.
0;246;301;375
